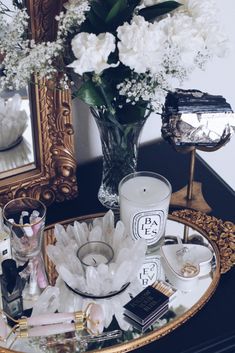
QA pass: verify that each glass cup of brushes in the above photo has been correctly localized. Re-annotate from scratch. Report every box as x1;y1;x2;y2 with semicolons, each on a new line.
3;197;47;262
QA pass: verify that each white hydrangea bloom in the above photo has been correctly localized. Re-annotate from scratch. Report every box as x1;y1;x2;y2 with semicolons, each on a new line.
68;32;117;75
161;13;205;69
181;0;229;57
117;16;166;74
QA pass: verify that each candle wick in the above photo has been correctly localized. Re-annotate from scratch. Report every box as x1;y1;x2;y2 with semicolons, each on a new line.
92;257;97;265
143;188;146;192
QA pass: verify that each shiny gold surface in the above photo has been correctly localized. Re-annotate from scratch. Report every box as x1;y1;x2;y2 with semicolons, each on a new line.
0;0;77;207
170;137;230;214
187;148;196;200
172;209;235;274
171;181;212;214
170;148;212;213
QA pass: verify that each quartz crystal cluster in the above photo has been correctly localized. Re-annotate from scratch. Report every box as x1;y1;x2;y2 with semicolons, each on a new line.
46;210;147;330
0;94;28;151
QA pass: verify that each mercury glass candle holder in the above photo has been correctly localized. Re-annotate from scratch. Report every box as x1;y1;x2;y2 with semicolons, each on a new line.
77;241;114;268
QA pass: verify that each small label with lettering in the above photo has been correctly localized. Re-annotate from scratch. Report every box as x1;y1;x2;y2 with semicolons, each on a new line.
138;255;164;288
132;210;165;245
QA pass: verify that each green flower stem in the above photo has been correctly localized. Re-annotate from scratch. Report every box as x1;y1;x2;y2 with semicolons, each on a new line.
99;85;115;115
93;75;116;116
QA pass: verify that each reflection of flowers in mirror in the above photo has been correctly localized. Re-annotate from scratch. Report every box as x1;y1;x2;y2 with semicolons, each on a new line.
0;94;28;151
0;0;229;126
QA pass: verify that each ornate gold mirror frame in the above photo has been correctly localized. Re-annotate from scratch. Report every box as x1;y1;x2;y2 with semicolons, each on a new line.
0;0;77;207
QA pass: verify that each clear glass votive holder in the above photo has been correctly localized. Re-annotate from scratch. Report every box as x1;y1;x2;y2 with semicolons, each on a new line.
77;241;114;268
3;197;46;262
119;171;172;250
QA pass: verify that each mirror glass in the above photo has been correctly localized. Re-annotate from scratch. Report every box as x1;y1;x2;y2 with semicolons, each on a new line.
0;1;35;179
0;216;219;353
0;89;35;177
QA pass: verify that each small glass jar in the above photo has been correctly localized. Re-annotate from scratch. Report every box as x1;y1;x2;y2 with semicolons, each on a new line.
3;197;46;262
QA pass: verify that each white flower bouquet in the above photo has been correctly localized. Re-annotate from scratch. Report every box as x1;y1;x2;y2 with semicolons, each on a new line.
0;0;228;125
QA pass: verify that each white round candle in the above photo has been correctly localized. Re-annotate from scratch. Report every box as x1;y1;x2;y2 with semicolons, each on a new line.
77;241;114;267
119;172;171;247
82;253;108;266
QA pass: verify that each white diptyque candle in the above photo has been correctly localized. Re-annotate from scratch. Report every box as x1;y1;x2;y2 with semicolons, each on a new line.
119;172;172;248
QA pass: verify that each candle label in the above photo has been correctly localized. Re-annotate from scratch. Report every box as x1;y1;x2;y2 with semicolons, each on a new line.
138;255;164;288
132;210;165;245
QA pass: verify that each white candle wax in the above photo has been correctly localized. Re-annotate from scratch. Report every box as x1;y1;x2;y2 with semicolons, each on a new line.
77;241;114;268
119;172;171;247
82;253;108;266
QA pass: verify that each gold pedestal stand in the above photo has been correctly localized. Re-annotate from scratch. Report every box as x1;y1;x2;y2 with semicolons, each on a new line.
171;148;212;214
170;136;230;242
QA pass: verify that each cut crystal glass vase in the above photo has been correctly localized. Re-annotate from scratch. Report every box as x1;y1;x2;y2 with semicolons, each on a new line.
91;108;147;209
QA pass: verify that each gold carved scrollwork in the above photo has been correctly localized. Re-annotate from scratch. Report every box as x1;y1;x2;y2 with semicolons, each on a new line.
172;209;235;274
27;0;59;42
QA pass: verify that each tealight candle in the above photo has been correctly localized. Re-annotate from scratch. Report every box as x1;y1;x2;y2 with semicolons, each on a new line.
77;241;114;267
119;171;172;249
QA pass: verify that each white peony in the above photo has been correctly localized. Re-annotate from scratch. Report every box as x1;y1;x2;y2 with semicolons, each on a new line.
117;16;167;74
68;32;117;75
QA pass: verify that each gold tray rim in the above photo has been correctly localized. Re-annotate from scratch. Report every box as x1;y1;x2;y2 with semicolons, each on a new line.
2;209;235;353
